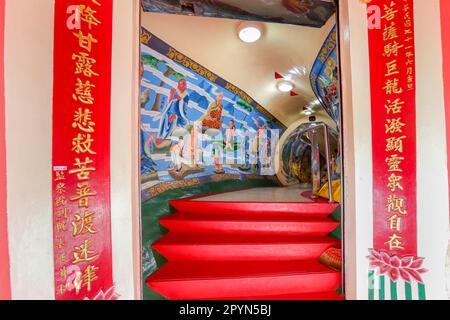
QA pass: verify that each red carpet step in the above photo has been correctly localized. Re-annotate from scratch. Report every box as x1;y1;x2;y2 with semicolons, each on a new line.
171;200;339;217
153;233;340;261
161;213;339;236
147;260;341;300
147;198;343;300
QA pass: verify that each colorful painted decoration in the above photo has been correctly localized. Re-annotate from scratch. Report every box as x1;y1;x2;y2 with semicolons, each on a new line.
310;25;340;127
140;28;284;201
141;0;336;28
52;0;114;300
366;0;426;300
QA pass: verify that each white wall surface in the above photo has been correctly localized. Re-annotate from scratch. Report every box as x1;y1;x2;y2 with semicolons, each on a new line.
4;0;140;299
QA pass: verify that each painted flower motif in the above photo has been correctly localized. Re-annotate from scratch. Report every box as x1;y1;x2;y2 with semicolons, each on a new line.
368;249;428;283
84;286;120;300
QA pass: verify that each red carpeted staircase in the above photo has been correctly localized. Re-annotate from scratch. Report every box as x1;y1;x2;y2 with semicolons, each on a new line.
146;200;343;300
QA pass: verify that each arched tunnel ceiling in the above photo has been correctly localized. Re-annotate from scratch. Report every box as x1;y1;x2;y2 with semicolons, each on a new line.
141;11;336;127
141;0;336;28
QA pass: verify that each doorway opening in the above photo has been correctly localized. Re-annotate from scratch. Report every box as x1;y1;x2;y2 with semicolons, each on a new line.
138;0;343;300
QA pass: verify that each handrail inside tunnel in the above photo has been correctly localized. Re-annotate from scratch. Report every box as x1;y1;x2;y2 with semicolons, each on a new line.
281;121;339;203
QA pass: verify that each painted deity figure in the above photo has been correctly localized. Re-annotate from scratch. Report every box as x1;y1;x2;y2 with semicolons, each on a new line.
148;78;190;148
200;92;224;130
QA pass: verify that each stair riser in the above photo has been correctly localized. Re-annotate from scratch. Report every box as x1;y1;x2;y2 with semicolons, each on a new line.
171;201;338;217
160;220;339;236
148;273;341;300
153;243;337;261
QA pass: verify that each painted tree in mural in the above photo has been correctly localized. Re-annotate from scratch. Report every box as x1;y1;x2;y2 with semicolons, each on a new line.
142;54;185;111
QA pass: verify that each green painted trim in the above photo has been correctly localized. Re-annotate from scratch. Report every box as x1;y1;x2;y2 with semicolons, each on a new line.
368;270;375;300
379;276;385;300
405;282;413;300
328;206;341;222
328;224;341;241
418;283;426;300
390;280;398;300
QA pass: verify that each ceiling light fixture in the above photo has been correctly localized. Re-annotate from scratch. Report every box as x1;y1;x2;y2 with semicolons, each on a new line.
238;22;263;43
277;80;295;93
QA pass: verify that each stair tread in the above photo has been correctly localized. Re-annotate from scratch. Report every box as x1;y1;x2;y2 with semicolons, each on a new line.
154;233;341;245
148;260;340;281
161;212;338;223
203;291;344;300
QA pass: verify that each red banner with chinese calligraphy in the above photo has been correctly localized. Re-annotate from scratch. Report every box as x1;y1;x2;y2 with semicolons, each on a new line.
52;0;115;300
368;0;417;257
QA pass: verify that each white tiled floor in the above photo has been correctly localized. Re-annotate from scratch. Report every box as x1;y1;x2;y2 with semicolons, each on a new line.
194;185;313;203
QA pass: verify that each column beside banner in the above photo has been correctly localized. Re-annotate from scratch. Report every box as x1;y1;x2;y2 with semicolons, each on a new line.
366;0;427;300
52;0;117;300
0;0;10;301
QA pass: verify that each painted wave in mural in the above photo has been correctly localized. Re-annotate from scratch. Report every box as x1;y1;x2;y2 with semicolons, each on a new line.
309;25;340;127
140;28;284;199
141;0;336;28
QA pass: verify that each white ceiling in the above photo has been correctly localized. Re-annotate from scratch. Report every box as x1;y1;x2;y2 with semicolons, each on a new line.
141;11;335;127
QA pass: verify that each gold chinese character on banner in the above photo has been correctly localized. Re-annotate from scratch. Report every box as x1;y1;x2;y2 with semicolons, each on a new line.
78;5;101;30
388;215;402;232
385;233;405;250
386;194;407;215
72;210;97;236
382;3;398;21
55;183;66;195
72;239;99;264
383;22;398;41
386;136;406;153
72;108;95;133
72;133;96;155
55;170;66;181
385;154;404;172
73;30;98;52
73;79;95;105
385;98;405;115
385;118;406;134
70;182;97;208
387;173;404;192
72;52;99;78
82;265;99;292
385;60;399;77
69;157;96;181
383;41;404;57
56;208;68;219
383;78;403;94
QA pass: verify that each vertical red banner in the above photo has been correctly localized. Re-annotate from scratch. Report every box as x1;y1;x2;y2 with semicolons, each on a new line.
52;0;116;300
367;0;417;257
0;0;10;301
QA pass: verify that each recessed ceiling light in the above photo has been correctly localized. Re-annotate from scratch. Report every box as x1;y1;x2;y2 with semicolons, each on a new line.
304;110;313;116
238;22;262;43
277;80;294;93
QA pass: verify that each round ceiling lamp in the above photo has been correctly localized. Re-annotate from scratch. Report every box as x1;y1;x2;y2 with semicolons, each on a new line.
277;80;295;93
238;22;263;43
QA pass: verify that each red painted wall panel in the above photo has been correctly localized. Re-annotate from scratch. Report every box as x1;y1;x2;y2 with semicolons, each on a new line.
442;0;450;223
0;0;10;300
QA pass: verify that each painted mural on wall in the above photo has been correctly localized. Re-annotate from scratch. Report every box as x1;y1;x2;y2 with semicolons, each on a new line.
310;25;340;127
140;28;284;201
141;0;336;28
